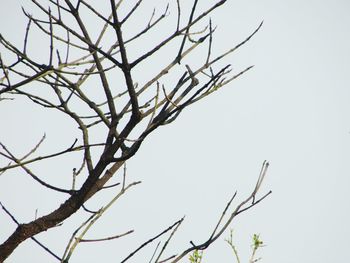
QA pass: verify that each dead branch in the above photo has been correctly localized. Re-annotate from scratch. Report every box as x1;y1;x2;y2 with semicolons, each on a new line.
170;162;271;263
121;217;185;263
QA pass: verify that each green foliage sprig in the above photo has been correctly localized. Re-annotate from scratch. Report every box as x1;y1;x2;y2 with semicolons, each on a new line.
189;230;265;263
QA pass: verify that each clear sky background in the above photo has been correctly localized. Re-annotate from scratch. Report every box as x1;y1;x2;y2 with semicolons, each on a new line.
1;0;350;262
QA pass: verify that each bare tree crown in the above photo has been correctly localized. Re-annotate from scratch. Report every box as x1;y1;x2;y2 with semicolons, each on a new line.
0;1;269;262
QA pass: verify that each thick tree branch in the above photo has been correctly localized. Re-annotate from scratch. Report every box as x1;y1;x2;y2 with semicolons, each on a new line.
110;0;141;121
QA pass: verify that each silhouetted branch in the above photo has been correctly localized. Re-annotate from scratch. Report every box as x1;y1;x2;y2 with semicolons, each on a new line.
121;217;185;263
170;162;271;263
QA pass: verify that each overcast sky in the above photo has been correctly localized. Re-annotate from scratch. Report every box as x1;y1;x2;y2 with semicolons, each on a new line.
1;1;350;262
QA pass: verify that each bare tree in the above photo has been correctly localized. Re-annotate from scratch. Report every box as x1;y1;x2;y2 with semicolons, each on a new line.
0;0;270;262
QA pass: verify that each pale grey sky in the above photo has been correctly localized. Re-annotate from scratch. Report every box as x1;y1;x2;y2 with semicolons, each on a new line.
1;1;350;262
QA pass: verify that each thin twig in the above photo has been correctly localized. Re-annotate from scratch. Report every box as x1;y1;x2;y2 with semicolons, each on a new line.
78;230;133;242
170;161;271;263
121;218;184;263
